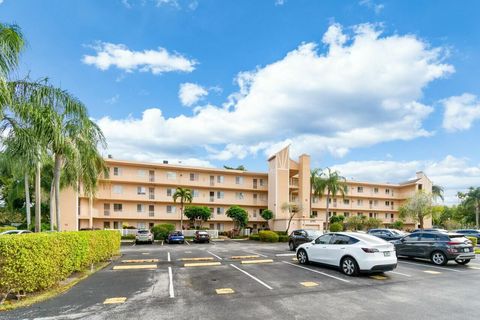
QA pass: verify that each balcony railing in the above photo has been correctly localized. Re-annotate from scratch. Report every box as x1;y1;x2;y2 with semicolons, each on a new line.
149;212;155;217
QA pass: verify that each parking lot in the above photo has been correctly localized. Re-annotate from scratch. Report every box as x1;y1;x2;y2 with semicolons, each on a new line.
2;240;479;320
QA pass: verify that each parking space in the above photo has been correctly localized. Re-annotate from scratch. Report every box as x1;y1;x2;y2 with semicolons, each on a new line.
2;240;479;320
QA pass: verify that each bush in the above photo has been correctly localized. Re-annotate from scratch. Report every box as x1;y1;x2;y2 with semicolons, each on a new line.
151;224;175;240
249;234;260;241
329;215;345;225
329;222;343;232
0;226;16;233
258;230;279;242
278;235;289;242
0;230;120;294
467;236;478;247
274;231;287;236
121;234;135;240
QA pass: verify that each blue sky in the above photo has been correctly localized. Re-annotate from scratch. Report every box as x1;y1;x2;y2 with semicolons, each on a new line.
2;0;480;203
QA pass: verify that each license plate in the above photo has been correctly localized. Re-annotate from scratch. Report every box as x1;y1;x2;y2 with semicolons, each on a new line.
384;251;391;257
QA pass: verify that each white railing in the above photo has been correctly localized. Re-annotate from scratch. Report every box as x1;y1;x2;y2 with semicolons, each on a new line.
182;229;219;238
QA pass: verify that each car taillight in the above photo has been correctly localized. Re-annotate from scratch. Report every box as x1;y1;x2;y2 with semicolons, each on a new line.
447;241;461;246
361;248;379;253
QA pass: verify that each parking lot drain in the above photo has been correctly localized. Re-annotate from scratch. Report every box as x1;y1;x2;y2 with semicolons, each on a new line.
370;275;388;280
216;288;235;295
423;270;441;275
103;297;127;304
231;255;260;259
184;262;222;267
113;265;157;270
121;259;159;263
240;259;274;264
300;282;319;287
180;257;214;261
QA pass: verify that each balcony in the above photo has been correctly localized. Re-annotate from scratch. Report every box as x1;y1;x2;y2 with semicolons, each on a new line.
149;212;155;217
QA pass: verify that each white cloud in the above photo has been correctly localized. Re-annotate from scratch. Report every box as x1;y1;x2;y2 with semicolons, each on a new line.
442;93;480;132
275;0;286;6
359;0;384;14
121;0;132;8
105;94;120;105
97;23;454;163
82;42;196;75
178;83;208;107
155;0;179;8
331;156;480;205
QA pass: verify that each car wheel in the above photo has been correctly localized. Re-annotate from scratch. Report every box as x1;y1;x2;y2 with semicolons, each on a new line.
289;241;295;251
456;259;471;265
297;249;309;265
341;257;359;276
431;251;448;266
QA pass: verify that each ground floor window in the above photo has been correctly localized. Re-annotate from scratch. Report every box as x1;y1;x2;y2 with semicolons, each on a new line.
310;211;318;218
149;222;154;229
104;221;111;229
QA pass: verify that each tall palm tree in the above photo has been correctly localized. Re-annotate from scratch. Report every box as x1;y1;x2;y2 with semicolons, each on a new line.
313;168;348;231
432;184;444;202
458;187;480;229
173;187;192;231
309;168;322;217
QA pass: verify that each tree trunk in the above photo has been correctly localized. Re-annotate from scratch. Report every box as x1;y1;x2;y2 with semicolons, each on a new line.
180;201;184;231
49;181;55;231
54;155;62;232
286;211;296;234
325;191;330;232
24;173;31;230
309;182;313;219
476;201;479;229
35;161;41;233
419;215;424;229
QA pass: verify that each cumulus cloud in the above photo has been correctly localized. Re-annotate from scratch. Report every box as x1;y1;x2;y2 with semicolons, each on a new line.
82;42;196;75
331;156;480;205
178;83;209;107
97;23;454;163
442;93;480;132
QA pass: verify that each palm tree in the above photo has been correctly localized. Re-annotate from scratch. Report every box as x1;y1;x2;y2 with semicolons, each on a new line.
313;168;348;231
173;187;192;231
309;168;322;217
432;184;444;202
458;187;480;229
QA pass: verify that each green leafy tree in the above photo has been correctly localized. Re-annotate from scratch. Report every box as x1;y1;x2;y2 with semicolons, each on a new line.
345;215;366;231
458;187;480;229
432;185;444;202
399;192;433;229
260;209;273;226
223;165;247;171
391;220;404;230
184;205;212;229
329;222;343;232
309;168;322;217
226;205;248;235
329;215;345;225
313;168;348;231
281;202;302;234
173;187;192;230
365;218;383;230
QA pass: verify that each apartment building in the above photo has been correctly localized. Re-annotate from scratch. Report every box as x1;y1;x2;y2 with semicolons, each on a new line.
58;145;432;232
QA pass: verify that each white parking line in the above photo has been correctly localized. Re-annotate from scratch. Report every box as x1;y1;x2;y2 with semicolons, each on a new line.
207;251;223;260
132;242;136;247
167;252;171;262
245;251;267;258
161;240;164;246
282;261;350;283
389;271;412;277
229;264;273;290
185;240;191;246
398;261;463;272
168;267;174;298
276;253;296;257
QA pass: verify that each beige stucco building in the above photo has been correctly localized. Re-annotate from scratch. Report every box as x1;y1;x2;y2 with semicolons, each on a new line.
59;145;432;232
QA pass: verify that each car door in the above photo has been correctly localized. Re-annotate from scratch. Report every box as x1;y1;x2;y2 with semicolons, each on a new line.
296;230;309;247
418;233;437;258
308;234;334;264
397;233;421;256
325;234;351;266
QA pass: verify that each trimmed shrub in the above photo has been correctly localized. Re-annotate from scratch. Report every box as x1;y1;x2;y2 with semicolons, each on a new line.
121;234;135;240
0;226;16;233
0;230;120;294
259;230;279;243
278;235;289;242
329;222;343;232
151;224;175;240
274;231;287;236
249;234;260;241
467;236;478;247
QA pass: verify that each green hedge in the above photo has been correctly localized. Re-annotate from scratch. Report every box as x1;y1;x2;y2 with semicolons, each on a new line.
151;224;175;240
467;236;478;247
329;222;343;232
0;230;120;294
249;234;260;241
0;226;16;233
278;235;289;242
259;230;279;242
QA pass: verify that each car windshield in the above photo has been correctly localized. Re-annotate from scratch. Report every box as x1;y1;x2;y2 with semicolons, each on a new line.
171;232;183;236
305;230;322;238
448;234;469;242
138;230;149;234
198;232;208;235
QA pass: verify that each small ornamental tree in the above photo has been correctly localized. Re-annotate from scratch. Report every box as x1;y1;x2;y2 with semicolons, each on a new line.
226;205;248;236
184;205;212;229
260;209;273;227
399;191;433;229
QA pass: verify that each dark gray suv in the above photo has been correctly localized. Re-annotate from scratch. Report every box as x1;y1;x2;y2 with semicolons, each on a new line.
393;232;475;266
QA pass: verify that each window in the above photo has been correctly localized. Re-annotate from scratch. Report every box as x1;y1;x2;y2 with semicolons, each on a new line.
217;191;224;199
104;221;111;229
137;169;146;177
113;203;123;212
167;188;174;197
369;212;373;218
315;234;333;244
357;212;363;217
391;213;394;219
113;185;123;194
236;192;244;200
311;211;318;218
421;233;437;241
357;186;363;193
209;191;215;202
260;194;267;201
113;167;121;176
149;187;155;200
103;203;110;216
385;213;388;219
385;201;390;206
235;176;244;185
167;172;176;180
166;205;176;213
253;179;258;188
137;186;146;195
252;209;257;218
357;199;363;205
343;199;350;205
137;204;145;212
332;235;354;245
209;207;214;213
190;173;199;181
149;205;155;217
149;170;155;182
216;207;224;215
217;175;224;183
373;200;378;206
192;189;200;198
259;179;265;186
385;189;390;194
418;184;423;190
404;234;420;241
344;212;350;217
374;187;379;193
312;196;319;203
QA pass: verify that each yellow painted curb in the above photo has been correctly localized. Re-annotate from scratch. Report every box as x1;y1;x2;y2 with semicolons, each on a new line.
231;255;259;259
370;275;388;280
121;259;159;263
216;288;235;295
300;281;319;287
240;259;273;264
292;257;298;261
180;257;214;261
113;265;157;270
423;270;441;275
103;297;127;304
184;262;222;267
